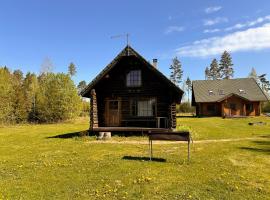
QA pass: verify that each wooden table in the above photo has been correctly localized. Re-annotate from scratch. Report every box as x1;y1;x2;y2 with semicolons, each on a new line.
147;131;191;161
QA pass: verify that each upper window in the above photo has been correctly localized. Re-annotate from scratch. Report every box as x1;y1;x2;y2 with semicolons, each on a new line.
126;70;141;87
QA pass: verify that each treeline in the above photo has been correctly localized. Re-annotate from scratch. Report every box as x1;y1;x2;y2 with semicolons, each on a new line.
0;66;88;124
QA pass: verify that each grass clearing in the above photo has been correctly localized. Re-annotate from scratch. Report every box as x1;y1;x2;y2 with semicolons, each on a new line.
0;117;269;199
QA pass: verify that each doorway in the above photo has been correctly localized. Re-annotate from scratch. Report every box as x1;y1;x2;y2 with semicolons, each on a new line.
105;99;121;126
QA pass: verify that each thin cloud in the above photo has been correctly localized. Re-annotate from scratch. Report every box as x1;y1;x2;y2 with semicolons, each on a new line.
204;17;228;26
176;23;270;57
225;15;270;31
165;26;185;34
205;6;222;14
204;29;220;33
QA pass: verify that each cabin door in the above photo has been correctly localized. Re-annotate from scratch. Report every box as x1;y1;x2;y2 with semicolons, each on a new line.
229;103;237;116
105;99;121;126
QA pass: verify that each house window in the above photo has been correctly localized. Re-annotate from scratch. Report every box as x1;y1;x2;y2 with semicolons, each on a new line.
126;70;141;87
246;104;253;112
130;98;156;117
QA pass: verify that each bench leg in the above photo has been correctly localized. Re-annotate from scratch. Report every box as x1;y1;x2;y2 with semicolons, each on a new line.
149;139;152;161
188;140;190;162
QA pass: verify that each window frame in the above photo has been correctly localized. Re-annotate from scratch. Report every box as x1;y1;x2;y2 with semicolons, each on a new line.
130;98;157;117
126;70;142;87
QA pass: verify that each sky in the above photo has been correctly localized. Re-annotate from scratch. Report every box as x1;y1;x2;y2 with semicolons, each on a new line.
1;0;270;85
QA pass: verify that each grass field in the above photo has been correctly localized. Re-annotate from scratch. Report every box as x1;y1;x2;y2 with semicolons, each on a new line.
0;117;269;199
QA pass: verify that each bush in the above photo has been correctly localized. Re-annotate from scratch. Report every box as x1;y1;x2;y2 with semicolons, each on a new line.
262;101;270;113
177;102;195;113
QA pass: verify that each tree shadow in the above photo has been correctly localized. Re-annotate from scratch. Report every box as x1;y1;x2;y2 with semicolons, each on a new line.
122;155;166;162
239;139;270;155
46;130;89;139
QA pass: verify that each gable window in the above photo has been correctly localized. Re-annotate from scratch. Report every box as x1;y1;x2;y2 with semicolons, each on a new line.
130;98;156;117
126;70;141;87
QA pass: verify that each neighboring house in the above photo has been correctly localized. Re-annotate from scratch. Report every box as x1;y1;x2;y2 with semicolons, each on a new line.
80;45;183;131
192;78;269;117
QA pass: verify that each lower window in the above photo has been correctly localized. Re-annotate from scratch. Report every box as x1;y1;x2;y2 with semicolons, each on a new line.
246;104;253;112
130;98;156;117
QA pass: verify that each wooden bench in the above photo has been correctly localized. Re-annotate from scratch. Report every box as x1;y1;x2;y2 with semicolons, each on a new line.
147;131;191;161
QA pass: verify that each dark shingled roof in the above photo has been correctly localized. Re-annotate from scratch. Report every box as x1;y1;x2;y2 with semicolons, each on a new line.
192;78;269;103
81;45;183;97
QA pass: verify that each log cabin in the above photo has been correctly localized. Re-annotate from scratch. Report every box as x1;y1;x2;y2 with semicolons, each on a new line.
80;45;183;132
192;78;269;117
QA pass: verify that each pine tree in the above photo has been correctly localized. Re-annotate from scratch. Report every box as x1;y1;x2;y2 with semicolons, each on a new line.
209;59;220;80
258;74;270;93
169;57;183;86
219;51;234;79
68;62;77;77
248;67;259;82
185;77;192;103
77;80;87;93
205;67;210;80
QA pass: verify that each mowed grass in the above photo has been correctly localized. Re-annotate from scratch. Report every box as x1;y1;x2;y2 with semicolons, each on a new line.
0;117;269;199
178;116;270;140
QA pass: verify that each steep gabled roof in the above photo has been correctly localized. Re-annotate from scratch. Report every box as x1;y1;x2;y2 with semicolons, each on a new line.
192;78;269;103
81;45;183;97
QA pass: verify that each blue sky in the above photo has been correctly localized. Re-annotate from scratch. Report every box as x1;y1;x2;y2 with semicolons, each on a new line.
1;0;270;85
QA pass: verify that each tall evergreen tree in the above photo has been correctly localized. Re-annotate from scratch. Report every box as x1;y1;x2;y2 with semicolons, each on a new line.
68;62;77;77
169;57;183;86
248;67;259;82
219;51;234;79
205;67;210;80
209;59;220;80
258;74;270;93
185;77;192;103
77;80;87;93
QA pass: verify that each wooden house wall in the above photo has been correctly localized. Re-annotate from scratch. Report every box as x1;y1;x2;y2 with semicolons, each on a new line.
93;56;181;127
196;95;261;117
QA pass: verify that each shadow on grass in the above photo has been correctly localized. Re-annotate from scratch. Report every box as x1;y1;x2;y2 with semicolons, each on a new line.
46;130;89;139
122;156;166;162
239;138;270;155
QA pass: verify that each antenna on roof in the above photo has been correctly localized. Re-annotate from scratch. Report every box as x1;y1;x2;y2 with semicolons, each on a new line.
111;33;130;55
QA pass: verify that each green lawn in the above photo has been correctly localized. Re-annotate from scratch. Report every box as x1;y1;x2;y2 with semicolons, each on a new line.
0;117;269;199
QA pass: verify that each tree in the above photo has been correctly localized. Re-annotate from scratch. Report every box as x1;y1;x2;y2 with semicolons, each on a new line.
258;74;270;93
35;73;81;122
68;62;77;77
169;57;183;85
0;67;14;123
77;80;87;93
40;57;53;74
12;70;28;122
209;59;220;80
23;72;39;121
185;77;192;103
205;67;210;80
219;51;234;79
248;67;258;79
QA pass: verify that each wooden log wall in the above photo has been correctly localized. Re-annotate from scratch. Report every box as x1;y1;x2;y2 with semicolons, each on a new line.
90;89;99;130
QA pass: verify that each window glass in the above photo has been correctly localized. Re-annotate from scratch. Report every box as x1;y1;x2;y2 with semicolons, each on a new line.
126;70;141;87
130;98;156;117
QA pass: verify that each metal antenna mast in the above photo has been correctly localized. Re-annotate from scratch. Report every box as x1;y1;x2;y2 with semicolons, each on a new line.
111;33;130;55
